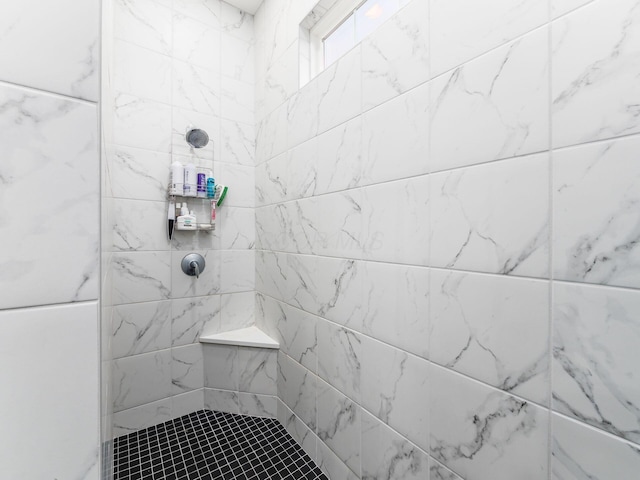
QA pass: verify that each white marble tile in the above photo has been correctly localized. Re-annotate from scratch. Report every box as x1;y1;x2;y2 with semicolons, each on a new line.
255;153;288;207
430;0;548;76
552;0;640;148
218;206;255;250
172;389;205;418
173;60;221;116
114;93;172;152
171;108;219;160
112;300;172;358
112;199;168;251
276;300;318;372
221;1;254;40
362;175;430;265
361;262;429;358
553;137;640;289
287;255;363;331
317;46;362;134
361;411;430;480
112;251;171;305
430;153;549;277
114;0;172;55
552;413;640;480
203;344;238;391
238;347;277;395
220;291;255;332
0;303;100;479
204;388;239;414
317;379;361;476
287;191;364;257
430;365;549;480
287;82;319;149
553;282;640;443
430;460;463;480
287;139;320;200
109;146;170;201
256;103;287;162
430;270;549;404
171;344;204;394
171;249;221;298
174;0;221;27
361;0;429;111
112;349;173;412
221;36;255;85
172;13;221;71
0;0;99;101
214;162;255;207
430;28;549;172
316;440;360;480
221;77;255;125
113;39;171;103
277;400;317;460
264;42;299;115
172;295;221;346
317;320;362;402
0;86;99;309
361;336;429;451
255;251;289;302
361;82;429;185
552;0;594;19
220;250;255;293
277;352;317;429
238;393;277;417
113;398;172;438
220;120;255;166
315;117;363;195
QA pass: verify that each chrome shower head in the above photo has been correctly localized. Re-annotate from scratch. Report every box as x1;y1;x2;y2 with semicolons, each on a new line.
185;128;209;148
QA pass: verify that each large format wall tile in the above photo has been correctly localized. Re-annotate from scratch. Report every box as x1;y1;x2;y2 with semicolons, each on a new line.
430;366;549;480
552;0;594;19
430;0;548;76
430;28;549;172
552;413;640;480
113;39;171;103
552;0;640;148
114;0;172;55
112;300;172;358
112;252;171;305
317;320;362;402
361;336;429;451
553;282;640;443
430;153;549;277
0;0;99;101
361;0;429;111
0;85;98;309
0;303;99;479
277;352;317;429
361;411;429;480
430;270;549;404
553;137;640;289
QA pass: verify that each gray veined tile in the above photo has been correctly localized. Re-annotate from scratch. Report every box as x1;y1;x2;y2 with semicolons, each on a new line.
430;460;463;480
552;413;640;480
113;93;172;152
203;344;238;391
204;388;239;414
277;352;317;429
553;282;640;443
0;85;98;309
112;252;171;305
430;153;549;278
277;399;318;461
553;136;640;289
114;0;172;55
171;344;204;395
552;0;640;148
430;270;549;404
361;411;429;480
172;295;222;347
317;320;362;403
238;393;277;418
112;301;172;358
430;365;548;480
238;347;277;395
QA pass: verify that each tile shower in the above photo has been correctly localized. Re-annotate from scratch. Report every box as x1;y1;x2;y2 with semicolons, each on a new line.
0;0;639;479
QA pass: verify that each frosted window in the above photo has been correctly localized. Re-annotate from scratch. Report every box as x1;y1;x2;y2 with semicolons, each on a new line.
324;14;356;67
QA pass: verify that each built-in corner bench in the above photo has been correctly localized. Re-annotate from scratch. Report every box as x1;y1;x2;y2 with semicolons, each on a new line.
199;326;279;418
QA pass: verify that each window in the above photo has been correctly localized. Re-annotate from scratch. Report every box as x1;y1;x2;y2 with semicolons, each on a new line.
302;0;409;84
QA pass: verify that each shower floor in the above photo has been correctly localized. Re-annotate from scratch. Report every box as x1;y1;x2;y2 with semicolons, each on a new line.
113;409;328;480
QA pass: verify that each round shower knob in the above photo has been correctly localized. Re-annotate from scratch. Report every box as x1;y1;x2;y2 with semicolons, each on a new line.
181;253;206;278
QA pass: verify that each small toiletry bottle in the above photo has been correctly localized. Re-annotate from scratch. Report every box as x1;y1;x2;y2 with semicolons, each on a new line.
177;205;197;230
210;200;216;223
206;171;215;198
183;163;197;197
169;161;184;195
197;168;207;198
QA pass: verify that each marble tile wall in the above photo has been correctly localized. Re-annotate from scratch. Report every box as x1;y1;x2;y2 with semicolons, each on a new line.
104;0;258;436
0;0;101;478
254;0;640;479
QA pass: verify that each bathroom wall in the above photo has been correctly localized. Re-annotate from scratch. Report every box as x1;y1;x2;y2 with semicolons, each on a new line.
104;0;259;435
0;1;101;479
254;0;640;479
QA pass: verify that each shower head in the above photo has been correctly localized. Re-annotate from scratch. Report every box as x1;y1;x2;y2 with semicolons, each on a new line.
185;128;209;149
